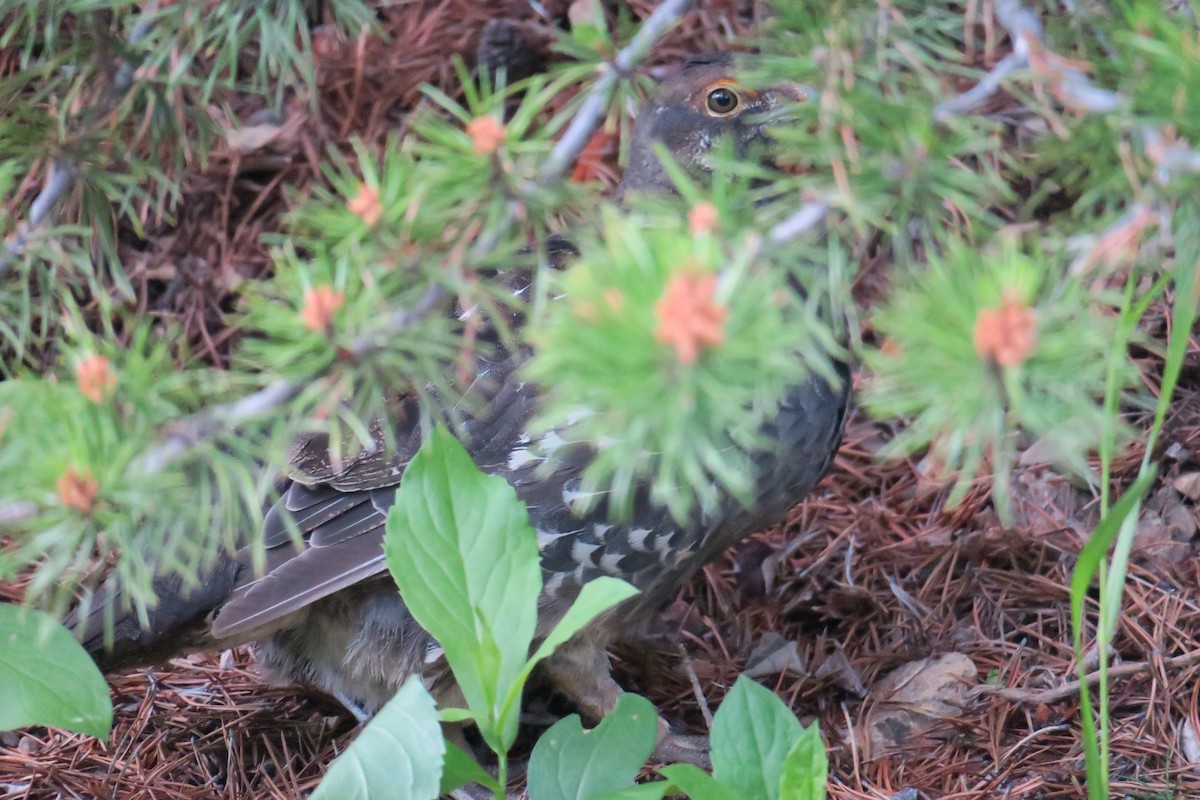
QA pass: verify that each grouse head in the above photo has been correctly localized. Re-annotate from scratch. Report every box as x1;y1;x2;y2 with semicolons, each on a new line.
618;52;807;196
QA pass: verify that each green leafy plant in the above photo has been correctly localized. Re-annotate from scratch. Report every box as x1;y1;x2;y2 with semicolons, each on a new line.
0;605;112;740
310;427;828;799
709;676;826;800
521;674;827;800
310;675;445;800
310;426;634;798
526;692;659;800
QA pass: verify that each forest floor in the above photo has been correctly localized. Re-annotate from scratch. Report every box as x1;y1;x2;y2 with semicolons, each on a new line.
3;1;1200;798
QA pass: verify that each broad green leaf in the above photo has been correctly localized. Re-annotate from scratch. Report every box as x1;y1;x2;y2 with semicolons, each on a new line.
311;675;444;800
710;676;803;800
589;784;673;800
383;426;542;749
439;707;475;723
502;576;638;730
778;722;827;800
527;693;659;800
0;604;112;740
440;739;501;795
657;764;739;800
526;577;639;668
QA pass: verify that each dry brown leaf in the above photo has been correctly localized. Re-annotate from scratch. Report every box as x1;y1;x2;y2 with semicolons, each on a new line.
1134;486;1197;562
814;646;866;696
222;114;305;155
863;653;976;756
226;123;286;154
1182;719;1200;772
571;129;619;185
1173;472;1200;501
743;633;805;678
1008;466;1098;538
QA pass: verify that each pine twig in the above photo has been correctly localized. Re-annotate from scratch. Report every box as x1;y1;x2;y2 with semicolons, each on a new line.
0;0;705;511
130;285;447;475
768;201;830;245
0;9;156;280
536;0;693;183
935;0;1120;120
0;287;449;525
484;2;695;259
0;163;78;279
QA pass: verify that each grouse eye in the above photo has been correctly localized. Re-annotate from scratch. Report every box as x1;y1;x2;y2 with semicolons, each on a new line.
705;86;740;116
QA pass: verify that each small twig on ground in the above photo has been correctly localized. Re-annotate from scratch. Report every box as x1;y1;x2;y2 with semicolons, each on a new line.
974;647;1200;705
677;643;714;728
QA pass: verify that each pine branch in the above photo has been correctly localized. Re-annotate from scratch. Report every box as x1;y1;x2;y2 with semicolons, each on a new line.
536;0;693;183
0;0;698;530
131;285;448;475
768;201;831;245
1144;126;1200;185
132;2;694;473
935;0;1120;119
0;8;155;280
0;163;78;279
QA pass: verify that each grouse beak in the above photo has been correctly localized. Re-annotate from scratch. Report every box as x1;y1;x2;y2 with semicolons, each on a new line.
773;81;815;104
746;81;814;129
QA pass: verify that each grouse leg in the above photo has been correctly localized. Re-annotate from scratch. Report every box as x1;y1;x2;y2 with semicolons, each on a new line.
331;690;373;724
541;636;711;768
